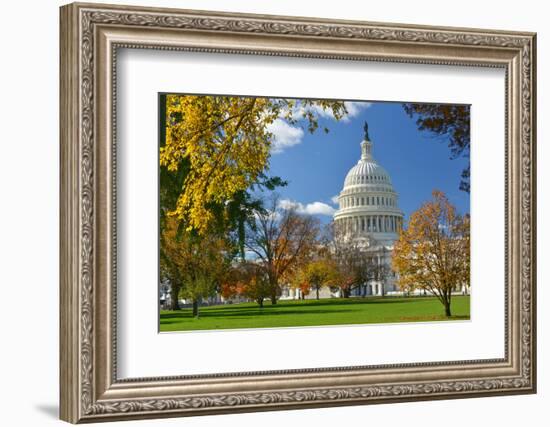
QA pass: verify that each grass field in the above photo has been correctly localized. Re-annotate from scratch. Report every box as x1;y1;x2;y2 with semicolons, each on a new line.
160;295;470;332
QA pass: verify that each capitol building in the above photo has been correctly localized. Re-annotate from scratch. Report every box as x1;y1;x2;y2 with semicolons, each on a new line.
332;129;404;296
281;125;405;300
334;138;403;246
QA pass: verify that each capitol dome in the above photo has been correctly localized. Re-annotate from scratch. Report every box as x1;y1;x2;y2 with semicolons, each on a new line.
333;134;403;244
343;149;392;188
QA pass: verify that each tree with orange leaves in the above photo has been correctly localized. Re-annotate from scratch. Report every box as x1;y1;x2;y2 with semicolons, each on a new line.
244;195;320;305
221;261;271;307
392;190;470;317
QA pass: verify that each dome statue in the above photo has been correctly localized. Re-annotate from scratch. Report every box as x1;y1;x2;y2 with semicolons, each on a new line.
363;120;370;141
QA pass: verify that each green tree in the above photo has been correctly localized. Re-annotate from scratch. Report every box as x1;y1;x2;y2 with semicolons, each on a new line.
161;217;231;317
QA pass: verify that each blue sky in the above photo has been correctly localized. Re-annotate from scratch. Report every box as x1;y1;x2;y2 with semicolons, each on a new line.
264;100;470;224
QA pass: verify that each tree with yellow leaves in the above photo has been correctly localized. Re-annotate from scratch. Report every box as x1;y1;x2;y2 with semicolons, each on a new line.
160;95;348;235
392;190;470;317
294;258;340;300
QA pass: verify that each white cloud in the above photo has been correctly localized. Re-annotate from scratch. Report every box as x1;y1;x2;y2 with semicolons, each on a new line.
291;101;372;123
304;202;337;216
266;101;372;154
253;209;282;222
331;195;340;205
278;199;336;216
267;119;304;154
341;101;372;122
309;104;338;120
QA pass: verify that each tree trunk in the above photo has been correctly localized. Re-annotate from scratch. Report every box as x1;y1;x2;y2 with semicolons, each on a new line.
270;283;278;305
269;277;278;305
170;284;180;310
444;300;452;317
257;298;264;308
316;286;320;300
192;299;199;318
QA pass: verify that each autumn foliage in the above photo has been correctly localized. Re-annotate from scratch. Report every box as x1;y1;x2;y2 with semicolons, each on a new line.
161;95;348;234
244;197;320;304
160;216;231;316
220;262;271;307
392;190;470;316
293;258;340;300
159;95;353;309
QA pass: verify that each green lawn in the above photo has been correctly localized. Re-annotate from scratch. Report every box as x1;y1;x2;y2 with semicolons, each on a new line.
160;295;470;332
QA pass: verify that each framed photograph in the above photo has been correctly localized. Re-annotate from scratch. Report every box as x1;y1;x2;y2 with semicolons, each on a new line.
60;2;536;423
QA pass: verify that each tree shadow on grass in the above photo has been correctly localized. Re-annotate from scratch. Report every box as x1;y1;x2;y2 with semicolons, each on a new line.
162;297;444;316
265;297;449;308
160;308;354;323
160;297;470;325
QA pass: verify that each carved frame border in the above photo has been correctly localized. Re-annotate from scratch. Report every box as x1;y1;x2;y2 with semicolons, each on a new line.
60;2;536;423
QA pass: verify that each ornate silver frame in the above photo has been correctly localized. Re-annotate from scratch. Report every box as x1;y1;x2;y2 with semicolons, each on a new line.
60;2;537;423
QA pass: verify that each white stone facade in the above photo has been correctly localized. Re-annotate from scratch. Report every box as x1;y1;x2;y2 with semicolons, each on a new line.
332;136;404;296
333;138;403;244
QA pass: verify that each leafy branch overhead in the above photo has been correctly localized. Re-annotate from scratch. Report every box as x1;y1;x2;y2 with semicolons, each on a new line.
160;95;349;234
403;103;470;193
